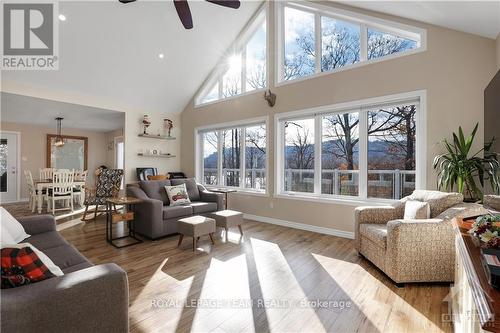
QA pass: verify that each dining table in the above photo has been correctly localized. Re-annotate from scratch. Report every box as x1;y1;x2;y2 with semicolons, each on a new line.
34;178;86;213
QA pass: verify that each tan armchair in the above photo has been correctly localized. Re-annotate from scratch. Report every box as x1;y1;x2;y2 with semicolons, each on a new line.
355;190;487;285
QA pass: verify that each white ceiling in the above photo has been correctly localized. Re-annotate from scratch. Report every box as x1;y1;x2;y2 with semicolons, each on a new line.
1;1;498;117
1;92;125;132
1;0;262;114
338;1;500;39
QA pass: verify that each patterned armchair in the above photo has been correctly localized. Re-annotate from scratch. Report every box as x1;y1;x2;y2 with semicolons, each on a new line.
355;190;488;285
82;169;123;221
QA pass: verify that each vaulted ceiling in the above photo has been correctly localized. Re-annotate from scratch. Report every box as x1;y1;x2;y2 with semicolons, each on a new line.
339;1;500;39
1;1;498;116
1;0;262;114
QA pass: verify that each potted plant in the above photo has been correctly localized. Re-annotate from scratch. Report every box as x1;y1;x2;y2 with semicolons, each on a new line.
433;123;499;202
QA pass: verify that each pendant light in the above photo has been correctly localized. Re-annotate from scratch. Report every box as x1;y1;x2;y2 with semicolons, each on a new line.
54;117;65;147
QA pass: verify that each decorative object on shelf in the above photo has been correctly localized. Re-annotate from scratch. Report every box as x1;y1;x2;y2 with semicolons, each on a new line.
141;115;151;135
163;118;173;137
433;123;500;202
54;117;65;147
264;89;276;107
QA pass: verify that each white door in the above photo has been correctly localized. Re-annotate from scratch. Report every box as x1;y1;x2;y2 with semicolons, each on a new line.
115;136;124;188
0;133;19;203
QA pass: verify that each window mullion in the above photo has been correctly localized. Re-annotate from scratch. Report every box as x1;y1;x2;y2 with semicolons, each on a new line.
314;115;322;195
240;127;246;189
217;130;223;186
315;13;321;73
358;110;368;198
241;50;247;93
360;24;368;62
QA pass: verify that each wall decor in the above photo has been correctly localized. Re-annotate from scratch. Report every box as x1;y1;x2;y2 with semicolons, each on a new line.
47;134;88;170
142;115;151;135
264;89;276;107
163;118;173;137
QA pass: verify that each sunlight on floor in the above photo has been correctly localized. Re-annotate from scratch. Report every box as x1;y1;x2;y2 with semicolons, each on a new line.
250;237;327;333
312;253;444;333
132;258;194;332
188;254;254;332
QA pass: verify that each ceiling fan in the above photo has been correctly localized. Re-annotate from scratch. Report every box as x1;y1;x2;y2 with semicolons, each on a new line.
118;0;241;30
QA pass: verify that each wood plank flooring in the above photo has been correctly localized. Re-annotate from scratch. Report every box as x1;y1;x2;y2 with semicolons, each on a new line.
59;217;453;333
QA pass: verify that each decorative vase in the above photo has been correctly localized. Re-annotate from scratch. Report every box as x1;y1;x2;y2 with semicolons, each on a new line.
142;115;151;135
163;118;173;137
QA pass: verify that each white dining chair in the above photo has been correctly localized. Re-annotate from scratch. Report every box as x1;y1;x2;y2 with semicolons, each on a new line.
40;168;54;180
48;169;75;214
24;170;45;212
73;170;88;206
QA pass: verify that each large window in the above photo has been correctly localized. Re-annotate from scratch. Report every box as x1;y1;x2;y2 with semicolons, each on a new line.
278;2;424;83
277;94;423;201
284;118;315;192
197;8;267;105
198;120;267;192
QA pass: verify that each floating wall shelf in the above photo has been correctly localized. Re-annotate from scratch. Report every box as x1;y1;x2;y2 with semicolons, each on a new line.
137;153;176;158
138;134;176;140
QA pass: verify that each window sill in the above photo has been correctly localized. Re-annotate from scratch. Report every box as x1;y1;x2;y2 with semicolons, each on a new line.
205;186;270;197
194;87;268;109
274;193;397;207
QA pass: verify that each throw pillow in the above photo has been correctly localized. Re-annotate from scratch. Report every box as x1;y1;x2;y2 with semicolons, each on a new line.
0;207;30;243
165;184;191;206
404;200;431;219
1;245;56;288
0;228;16;248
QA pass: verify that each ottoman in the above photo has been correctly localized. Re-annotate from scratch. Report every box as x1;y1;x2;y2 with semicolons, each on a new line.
178;215;216;251
209;210;244;240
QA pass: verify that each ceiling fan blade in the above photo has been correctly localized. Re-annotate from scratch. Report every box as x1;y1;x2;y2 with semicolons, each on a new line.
205;0;240;9
174;0;193;29
118;0;137;3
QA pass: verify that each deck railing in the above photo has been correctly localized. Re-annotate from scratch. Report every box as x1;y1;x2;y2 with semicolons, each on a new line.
203;168;415;199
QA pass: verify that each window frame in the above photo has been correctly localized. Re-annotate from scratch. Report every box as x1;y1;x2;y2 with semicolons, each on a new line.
195;116;270;195
275;1;427;85
195;4;269;107
274;90;427;204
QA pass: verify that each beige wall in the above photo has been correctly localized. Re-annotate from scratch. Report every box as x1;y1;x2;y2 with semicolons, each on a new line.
0;122;110;199
124;112;181;182
180;1;497;235
497;33;500;69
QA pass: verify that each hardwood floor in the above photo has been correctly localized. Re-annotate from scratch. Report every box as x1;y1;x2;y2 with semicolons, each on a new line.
59;218;453;333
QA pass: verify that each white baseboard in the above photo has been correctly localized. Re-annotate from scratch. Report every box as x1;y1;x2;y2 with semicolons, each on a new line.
243;213;354;239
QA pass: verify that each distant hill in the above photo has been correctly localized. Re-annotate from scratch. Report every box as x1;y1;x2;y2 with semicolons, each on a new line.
203;139;409;169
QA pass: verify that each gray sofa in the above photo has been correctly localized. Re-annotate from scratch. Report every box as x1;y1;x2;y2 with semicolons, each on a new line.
1;215;129;333
127;178;223;239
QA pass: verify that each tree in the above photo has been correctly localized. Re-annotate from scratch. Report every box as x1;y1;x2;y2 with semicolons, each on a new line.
285;121;314;170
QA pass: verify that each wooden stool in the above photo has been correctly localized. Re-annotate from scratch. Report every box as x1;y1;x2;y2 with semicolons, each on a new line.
178;215;216;251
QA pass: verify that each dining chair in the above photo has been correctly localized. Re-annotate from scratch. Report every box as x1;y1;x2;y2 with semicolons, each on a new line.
24;170;46;212
48;169;75;214
73;170;88;206
40;168;54;180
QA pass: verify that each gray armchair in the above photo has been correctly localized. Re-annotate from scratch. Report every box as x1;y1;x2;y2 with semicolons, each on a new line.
355;190;487;284
127;178;223;239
